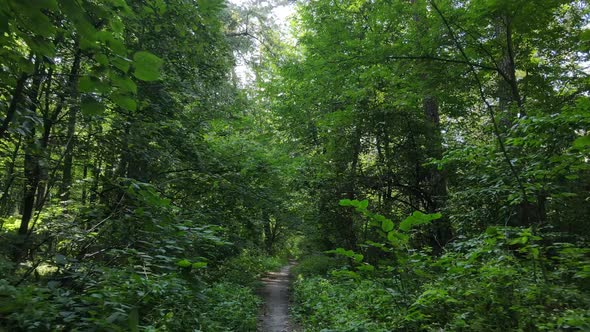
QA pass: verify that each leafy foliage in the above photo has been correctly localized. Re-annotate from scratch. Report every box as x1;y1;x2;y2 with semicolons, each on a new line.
1;0;589;330
293;223;590;331
0;0;291;330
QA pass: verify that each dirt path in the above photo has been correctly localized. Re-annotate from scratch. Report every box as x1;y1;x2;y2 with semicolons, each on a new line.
258;262;296;332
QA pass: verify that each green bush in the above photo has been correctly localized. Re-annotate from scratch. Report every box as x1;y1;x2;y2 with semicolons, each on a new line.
0;272;262;331
291;228;590;332
260;255;287;272
402;230;590;331
292;277;400;331
291;254;342;277
200;282;261;331
0;280;60;331
212;250;286;286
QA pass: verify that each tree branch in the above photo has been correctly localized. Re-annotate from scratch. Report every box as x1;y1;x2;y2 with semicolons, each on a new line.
429;0;529;204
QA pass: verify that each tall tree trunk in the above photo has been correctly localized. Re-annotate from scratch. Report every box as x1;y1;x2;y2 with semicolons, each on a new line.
423;96;452;252
0;136;22;216
263;212;274;254
18;57;44;237
35;67;54;208
20;131;40;236
31;48;82;212
60;48;83;200
497;15;522;127
495;15;542;226
409;0;452;251
90;158;101;204
81;162;88;204
0;73;28;141
60;108;77;200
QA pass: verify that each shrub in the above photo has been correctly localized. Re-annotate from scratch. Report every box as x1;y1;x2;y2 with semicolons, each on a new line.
0;272;262;331
200;282;261;331
291;254;342;277
292;277;400;331
291;227;590;332
212;250;286;286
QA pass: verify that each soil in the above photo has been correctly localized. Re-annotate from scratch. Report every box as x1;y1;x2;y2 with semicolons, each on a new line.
257;262;297;332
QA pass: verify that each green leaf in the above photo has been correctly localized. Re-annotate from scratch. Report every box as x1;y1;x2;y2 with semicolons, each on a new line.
573;136;590;149
112;56;132;72
106;312;124;324
79;76;95;93
0;10;8;33
81;95;105;115
339;199;368;210
177;259;191;268
339;199;353;206
381;218;394;232
365;240;385;249
108;39;127;56
399;211;441;232
95;31;115;42
352;253;363;263
357;263;375;272
387;230;408;246
80;37;98;50
111;19;125;34
192;262;207;269
112;93;137;111
133;51;163;81
330;269;360;280
530;247;540;259
358;199;368;209
79;76;109;93
28;37;56;57
59;0;97;40
95;53;109;66
325;247;363;263
22;10;55;37
128;307;139;332
112;75;137;94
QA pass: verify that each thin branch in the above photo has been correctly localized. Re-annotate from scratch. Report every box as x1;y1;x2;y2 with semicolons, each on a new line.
429;0;529;204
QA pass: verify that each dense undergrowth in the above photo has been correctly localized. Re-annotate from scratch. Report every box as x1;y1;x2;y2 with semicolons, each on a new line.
294;235;590;331
0;246;284;331
0;198;285;331
292;209;590;331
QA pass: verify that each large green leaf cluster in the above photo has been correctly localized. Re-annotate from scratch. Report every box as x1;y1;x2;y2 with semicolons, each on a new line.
293;225;590;331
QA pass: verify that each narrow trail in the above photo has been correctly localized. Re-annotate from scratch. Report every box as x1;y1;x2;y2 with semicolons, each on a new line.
258;262;297;332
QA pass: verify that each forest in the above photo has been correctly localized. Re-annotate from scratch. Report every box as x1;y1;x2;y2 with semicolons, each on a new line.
0;0;589;331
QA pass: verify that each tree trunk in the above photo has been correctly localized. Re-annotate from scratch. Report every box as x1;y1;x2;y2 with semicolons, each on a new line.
59;48;83;200
35;67;54;209
20;132;40;236
409;0;452;251
81;162;88;204
18;57;44;236
423;96;452;252
0;136;22;216
0;73;28;141
263;212;274;254
90;158;101;204
60;108;77;200
495;15;542;226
